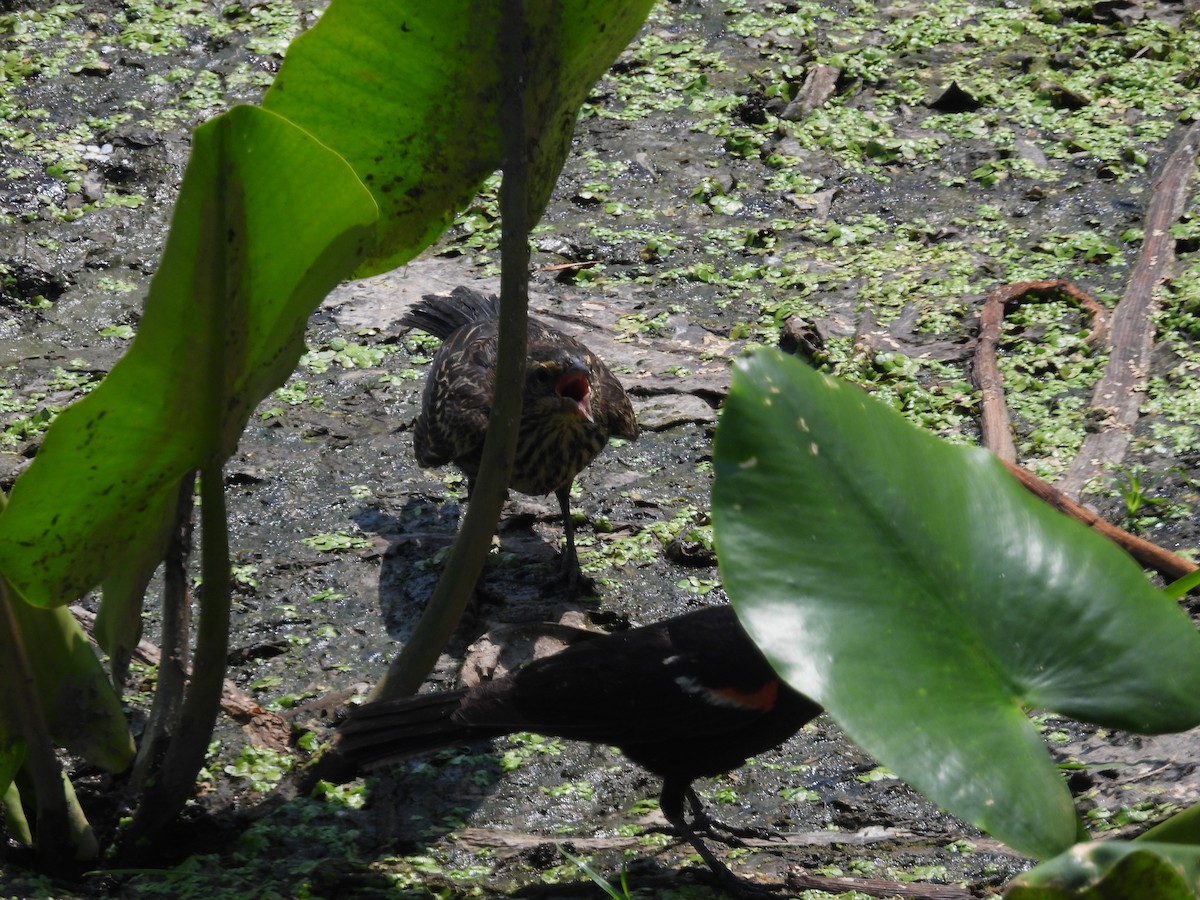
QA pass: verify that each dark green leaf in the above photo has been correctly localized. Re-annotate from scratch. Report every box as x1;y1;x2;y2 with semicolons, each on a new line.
96;484;182;678
1;779;32;846
0;742;22;802
713;349;1200;859
1;598;134;773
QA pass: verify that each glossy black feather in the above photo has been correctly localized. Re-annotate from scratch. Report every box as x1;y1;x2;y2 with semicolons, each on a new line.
339;606;820;888
340;606;818;783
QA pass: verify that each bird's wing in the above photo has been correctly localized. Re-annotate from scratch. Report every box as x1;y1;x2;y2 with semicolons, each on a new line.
413;322;497;467
592;359;639;439
460;608;778;745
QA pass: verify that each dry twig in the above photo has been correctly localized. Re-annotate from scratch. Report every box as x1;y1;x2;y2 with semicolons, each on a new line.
999;460;1197;583
971;280;1196;584
1057;121;1200;498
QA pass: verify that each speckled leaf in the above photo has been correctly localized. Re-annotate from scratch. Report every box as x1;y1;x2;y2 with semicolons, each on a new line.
94;485;181;677
0;106;376;607
713;348;1200;860
263;0;655;277
1140;800;1200;846
1006;841;1200;899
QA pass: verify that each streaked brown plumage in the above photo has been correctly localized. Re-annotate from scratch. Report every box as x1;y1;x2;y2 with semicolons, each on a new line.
402;286;638;590
339;605;821;889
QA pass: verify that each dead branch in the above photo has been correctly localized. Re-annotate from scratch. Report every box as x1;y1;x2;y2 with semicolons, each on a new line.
970;278;1196;585
453;824;907;859
788;869;976;899
1057;120;1200;499
1000;460;1197;583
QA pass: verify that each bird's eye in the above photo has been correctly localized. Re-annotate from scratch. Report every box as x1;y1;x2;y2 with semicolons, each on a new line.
533;365;555;382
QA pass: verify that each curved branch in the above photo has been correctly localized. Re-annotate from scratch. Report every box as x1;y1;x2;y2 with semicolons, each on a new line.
973;278;1109;464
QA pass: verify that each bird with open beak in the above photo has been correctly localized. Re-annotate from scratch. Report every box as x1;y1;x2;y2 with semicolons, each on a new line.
401;286;638;592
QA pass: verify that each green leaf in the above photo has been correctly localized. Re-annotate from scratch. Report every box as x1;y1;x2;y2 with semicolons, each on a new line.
1164;568;1200;600
1;598;134;773
263;0;654;277
712;349;1200;860
1;779;32;847
0;106;376;608
0;742;23;803
1006;841;1200;899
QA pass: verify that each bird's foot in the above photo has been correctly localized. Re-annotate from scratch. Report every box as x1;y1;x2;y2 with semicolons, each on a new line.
546;552;597;598
706;867;784;897
692;811;785;845
667;820;782;897
686;787;784;844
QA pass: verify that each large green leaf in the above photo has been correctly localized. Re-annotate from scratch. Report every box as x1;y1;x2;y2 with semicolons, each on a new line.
712;348;1200;860
0;105;376;608
1005;841;1200;899
263;0;655;277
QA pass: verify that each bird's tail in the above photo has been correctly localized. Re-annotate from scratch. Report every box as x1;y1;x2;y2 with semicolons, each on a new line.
338;690;498;767
400;286;501;340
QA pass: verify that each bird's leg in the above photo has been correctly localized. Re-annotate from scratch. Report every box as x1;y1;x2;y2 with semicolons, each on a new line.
662;783;784;895
659;780;765;895
554;485;595;596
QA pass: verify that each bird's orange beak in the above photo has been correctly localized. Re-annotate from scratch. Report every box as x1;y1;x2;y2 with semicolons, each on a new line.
556;366;593;422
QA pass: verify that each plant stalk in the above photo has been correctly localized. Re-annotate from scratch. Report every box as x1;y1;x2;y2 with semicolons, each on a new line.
123;465;230;850
369;0;531;700
127;472;196;794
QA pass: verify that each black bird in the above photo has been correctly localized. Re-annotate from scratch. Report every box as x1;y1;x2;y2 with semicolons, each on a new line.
339;605;821;889
401;286;639;592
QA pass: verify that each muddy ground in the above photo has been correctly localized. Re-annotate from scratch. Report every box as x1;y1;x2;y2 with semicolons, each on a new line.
3;0;1200;897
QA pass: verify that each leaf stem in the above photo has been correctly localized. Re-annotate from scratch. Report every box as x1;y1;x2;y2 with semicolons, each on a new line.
124;465;230;849
128;473;196;794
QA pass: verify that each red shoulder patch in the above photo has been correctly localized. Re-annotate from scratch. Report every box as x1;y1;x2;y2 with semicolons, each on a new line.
710;679;778;712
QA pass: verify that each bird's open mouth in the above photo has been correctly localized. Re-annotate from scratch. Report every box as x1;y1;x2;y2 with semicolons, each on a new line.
556;369;594;422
